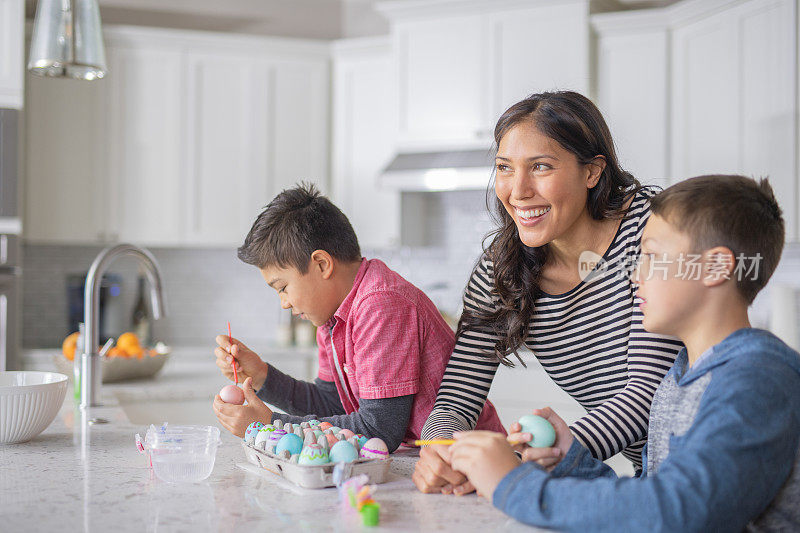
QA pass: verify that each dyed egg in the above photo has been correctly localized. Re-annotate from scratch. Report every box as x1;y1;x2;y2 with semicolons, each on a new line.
298;444;329;465
316;434;329;452
219;385;244;405
243;421;264;444
276;433;304;456
318;422;333;431
307;420;321;427
329;440;359;463
354;434;369;448
254;425;276;450
359;438;389;460
338;429;355;440
268;429;287;448
518;415;556;448
325;432;339;449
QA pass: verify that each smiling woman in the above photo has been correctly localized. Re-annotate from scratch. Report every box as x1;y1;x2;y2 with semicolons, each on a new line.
414;91;685;495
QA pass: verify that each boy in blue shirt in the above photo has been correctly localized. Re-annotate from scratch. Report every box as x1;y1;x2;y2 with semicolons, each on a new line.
448;175;800;531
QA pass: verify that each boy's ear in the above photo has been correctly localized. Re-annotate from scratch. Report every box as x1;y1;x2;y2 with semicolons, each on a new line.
310;250;335;280
702;246;736;287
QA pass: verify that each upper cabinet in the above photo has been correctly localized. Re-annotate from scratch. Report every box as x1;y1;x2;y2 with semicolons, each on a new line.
380;0;590;148
594;0;798;240
0;0;23;109
24;27;329;247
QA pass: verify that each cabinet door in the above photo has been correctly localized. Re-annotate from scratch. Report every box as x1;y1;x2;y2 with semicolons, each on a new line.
489;2;589;122
104;45;183;245
672;0;796;239
269;60;330;198
183;53;272;247
395;15;489;146
24;74;108;243
0;0;23;109
596;29;670;189
332;44;399;249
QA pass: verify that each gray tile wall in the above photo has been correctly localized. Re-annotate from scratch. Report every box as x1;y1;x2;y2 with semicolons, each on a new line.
21;190;800;349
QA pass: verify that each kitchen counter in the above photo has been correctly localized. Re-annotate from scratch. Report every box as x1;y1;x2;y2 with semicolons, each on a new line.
3;352;545;532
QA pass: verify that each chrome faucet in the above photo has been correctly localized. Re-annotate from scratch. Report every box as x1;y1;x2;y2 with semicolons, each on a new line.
80;244;166;409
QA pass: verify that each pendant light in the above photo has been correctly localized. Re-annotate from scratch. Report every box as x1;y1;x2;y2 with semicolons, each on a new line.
27;0;107;81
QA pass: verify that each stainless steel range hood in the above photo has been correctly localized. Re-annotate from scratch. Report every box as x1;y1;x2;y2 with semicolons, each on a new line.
379;149;495;191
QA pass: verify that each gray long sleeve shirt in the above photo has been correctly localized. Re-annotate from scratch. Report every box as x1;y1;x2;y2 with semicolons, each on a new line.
256;363;413;452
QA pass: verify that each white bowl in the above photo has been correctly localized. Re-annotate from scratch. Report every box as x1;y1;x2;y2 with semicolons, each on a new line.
0;371;68;444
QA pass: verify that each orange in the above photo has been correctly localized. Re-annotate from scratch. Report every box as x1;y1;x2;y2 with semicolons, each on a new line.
107;346;128;358
62;332;79;361
117;332;141;350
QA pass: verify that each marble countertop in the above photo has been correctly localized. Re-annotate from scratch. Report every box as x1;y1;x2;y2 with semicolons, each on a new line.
2;354;544;532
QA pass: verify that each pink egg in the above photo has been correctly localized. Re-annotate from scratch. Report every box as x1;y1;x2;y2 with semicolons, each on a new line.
338;429;355;440
318;422;333;431
219;385;244;405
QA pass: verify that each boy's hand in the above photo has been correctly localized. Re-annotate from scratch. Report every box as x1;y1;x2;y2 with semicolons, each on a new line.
212;377;273;437
507;407;574;470
447;431;521;501
412;444;476;496
214;335;268;389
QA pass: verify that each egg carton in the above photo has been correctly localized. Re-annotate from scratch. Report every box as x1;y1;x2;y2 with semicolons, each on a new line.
241;441;392;489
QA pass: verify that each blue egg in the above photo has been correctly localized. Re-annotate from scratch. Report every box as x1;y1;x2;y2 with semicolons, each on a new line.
329;440;359;463
518;415;556;448
244;421;264;444
275;433;304;456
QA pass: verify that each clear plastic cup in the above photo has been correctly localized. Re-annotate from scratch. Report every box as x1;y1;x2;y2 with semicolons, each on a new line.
145;425;221;483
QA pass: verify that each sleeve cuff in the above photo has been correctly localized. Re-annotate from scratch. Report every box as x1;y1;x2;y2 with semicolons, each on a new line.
492;462;545;511
549;438;589;477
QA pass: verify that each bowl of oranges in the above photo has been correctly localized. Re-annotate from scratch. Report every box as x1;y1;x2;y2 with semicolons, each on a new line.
54;332;170;383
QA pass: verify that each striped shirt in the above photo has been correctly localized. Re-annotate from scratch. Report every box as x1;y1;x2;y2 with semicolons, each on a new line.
421;187;684;468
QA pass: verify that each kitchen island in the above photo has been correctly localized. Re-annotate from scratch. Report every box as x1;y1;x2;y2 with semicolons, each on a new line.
2;349;544;532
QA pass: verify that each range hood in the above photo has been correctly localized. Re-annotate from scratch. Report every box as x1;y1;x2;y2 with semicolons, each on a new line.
379;149;495;191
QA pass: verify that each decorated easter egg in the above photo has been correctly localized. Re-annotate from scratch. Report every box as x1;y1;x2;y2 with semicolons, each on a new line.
316;434;329;452
518;415;556;448
219;385;244;405
329;440;359;463
298;444;329;465
244;421;265;444
338;429;355;440
307;420;321;427
318;422;333;431
268;429;287;448
254;425;276;450
325;432;339;449
276;433;304;456
359;438;389;460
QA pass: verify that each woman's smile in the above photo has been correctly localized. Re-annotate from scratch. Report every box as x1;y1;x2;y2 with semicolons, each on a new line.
513;205;551;227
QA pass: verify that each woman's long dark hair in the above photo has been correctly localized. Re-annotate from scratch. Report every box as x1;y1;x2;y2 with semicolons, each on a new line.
456;91;642;367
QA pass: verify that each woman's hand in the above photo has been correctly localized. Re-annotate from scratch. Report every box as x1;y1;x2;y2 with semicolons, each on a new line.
214;334;268;389
212;377;273;437
507;407;574;470
448;431;521;501
412;444;476;495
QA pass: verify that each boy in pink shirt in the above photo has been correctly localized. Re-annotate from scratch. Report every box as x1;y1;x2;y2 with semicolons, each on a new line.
212;184;504;450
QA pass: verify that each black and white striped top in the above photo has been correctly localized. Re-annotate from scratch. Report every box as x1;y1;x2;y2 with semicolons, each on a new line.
421;187;684;468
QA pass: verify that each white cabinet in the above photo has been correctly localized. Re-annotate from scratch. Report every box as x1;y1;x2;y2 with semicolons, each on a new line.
594;0;798;240
332;38;400;249
0;0;23;109
24;26;330;247
381;0;590;148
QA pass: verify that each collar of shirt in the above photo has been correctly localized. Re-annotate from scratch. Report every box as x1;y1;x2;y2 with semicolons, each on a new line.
322;257;369;330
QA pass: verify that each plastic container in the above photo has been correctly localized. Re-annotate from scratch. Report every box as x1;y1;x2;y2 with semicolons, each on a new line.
142;425;221;483
242;441;392;489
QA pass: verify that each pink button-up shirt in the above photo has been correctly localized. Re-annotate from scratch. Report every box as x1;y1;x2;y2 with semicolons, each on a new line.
316;258;505;442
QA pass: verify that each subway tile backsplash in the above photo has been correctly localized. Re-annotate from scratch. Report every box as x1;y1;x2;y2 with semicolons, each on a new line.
22;190;800;349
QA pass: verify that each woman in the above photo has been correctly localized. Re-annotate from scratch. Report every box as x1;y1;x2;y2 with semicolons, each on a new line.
413;91;684;495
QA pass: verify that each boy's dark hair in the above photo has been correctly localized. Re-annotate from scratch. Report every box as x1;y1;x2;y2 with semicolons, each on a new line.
237;183;361;273
650;175;784;304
